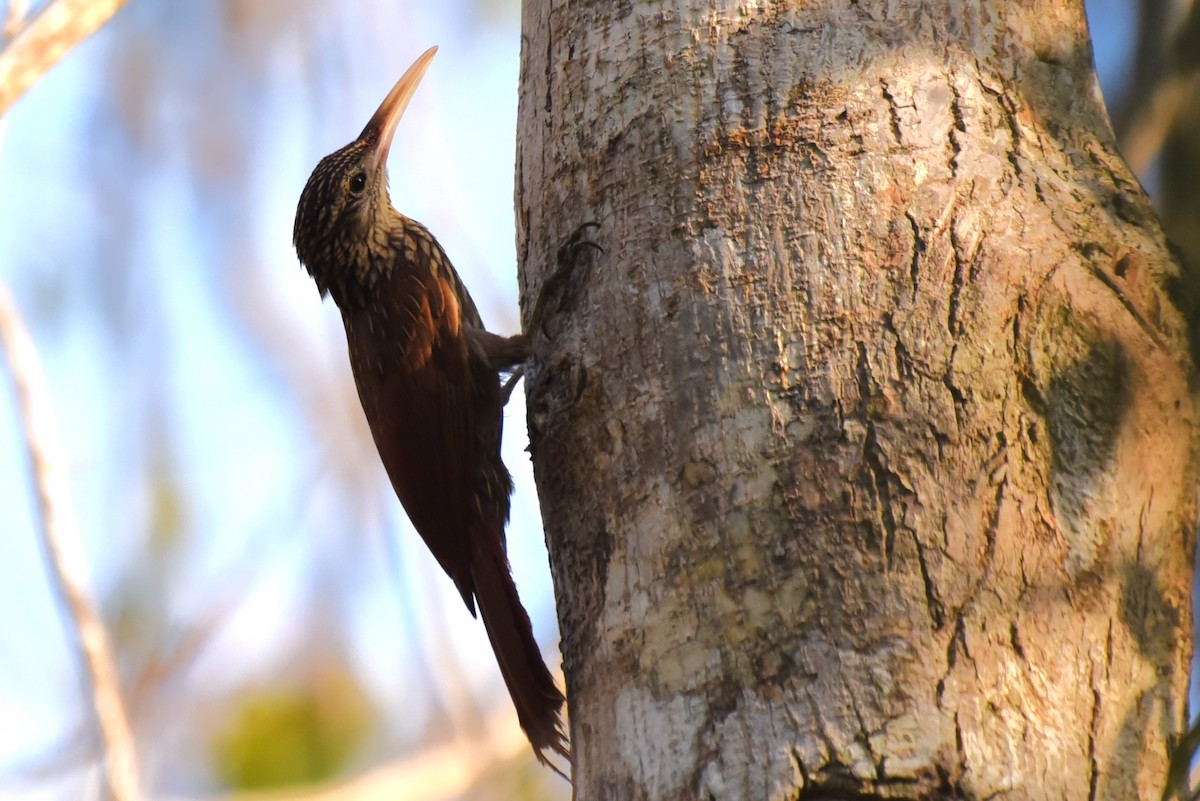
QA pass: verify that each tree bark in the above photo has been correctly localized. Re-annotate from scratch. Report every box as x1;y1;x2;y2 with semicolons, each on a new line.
515;2;1197;799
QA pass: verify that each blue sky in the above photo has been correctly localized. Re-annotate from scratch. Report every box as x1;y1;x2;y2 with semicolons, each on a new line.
0;1;551;793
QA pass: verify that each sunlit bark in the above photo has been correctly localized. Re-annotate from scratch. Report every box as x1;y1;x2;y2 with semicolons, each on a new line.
517;2;1197;799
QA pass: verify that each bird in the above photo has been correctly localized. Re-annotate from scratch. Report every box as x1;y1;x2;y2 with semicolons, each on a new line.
292;46;571;771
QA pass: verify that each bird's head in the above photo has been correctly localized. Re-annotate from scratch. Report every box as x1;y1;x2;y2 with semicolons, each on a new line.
293;46;437;306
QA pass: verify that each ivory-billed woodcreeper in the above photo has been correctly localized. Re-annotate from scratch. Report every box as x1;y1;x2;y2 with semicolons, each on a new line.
292;47;568;767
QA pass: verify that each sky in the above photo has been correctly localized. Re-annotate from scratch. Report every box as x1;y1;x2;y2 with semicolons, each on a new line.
0;0;1158;798
0;1;553;795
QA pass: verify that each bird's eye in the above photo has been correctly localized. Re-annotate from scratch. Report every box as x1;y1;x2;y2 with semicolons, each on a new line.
349;172;367;194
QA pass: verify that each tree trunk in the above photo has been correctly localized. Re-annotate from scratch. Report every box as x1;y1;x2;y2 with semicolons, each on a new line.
515;2;1197;799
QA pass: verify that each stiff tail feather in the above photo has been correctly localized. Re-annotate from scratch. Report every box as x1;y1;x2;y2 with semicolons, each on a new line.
471;547;570;776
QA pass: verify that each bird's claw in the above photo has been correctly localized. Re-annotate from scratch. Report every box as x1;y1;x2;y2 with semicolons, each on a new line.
555;222;603;271
499;366;525;407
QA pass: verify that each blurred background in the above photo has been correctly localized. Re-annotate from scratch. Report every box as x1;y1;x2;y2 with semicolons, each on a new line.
0;1;1195;799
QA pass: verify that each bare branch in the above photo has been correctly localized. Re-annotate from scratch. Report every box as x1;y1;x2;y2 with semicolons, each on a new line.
0;282;142;801
4;0;29;40
0;0;131;117
1118;71;1196;174
1111;0;1174;142
1114;1;1200;174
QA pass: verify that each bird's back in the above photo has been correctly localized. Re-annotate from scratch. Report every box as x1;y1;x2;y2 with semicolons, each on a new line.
342;218;510;611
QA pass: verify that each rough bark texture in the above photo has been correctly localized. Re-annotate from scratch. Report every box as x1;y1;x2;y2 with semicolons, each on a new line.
515;2;1197;799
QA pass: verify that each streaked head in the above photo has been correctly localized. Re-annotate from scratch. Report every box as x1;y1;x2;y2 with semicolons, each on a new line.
293;47;437;304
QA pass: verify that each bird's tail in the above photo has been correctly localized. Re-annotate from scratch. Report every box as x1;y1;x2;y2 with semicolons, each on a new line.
471;546;570;775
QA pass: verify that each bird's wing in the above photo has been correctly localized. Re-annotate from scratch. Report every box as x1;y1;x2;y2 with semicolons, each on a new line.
348;258;482;611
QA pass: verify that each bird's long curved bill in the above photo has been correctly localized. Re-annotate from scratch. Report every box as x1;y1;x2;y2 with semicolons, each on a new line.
361;46;437;173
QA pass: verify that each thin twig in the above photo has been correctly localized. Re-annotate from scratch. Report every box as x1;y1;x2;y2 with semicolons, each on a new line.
1114;0;1200;174
0;283;142;801
1118;71;1196;174
4;0;29;40
0;0;28;150
0;1;141;794
0;0;131;117
1111;0;1173;143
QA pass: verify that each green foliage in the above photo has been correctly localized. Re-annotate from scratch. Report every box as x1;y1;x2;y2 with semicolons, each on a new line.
210;664;373;791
